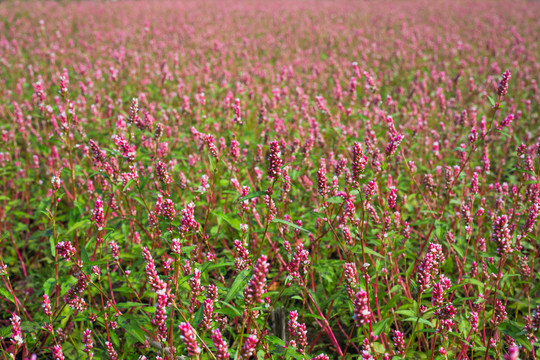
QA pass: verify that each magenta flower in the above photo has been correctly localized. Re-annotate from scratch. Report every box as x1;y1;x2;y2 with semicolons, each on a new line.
210;328;229;359
178;322;201;356
267;140;282;179
244;255;269;307
497;70;511;97
353;289;371;326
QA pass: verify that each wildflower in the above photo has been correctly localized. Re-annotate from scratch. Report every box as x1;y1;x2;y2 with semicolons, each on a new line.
199;298;214;330
52;345;65;360
234;239;252;271
11;313;23;346
498;114;514;130
244;255;269;307
230;139;240;162
352;142;367;180
432;283;444;308
105;341;118;360
186;268;203;312
233;98;242;124
523;204;538;235
288;244;310;281
179;202;199;234
316;158;328;196
42;294;53;317
497;70;511;97
159;198;176;220
171;238;181;255
153;123;164;141
288;311;308;353
240;334;258;359
315;95;330;114
267;140;282;179
353;289;371;326
59;70;69;98
470;311;479;332
387;187;398;209
155;161;173;185
81;329;94;359
204;134;220;161
142;247;165;291
311;355;330;360
56;241;76;260
423;173;436;193
89;198;105;231
417;243;445;293
51;168;62;191
366;203;380;224
504;345;520;360
491;299;507;326
392;330;405;355
210;329;229;359
491;215;512;256
178;322;201;356
127;98;139;124
434;304;457;332
152;290;168;341
343;226;353;246
198;174;210;193
111;134;136;161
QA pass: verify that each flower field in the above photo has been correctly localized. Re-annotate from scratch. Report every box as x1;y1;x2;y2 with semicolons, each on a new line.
0;0;539;359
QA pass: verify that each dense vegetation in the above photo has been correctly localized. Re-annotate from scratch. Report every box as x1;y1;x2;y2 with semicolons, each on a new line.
0;1;539;359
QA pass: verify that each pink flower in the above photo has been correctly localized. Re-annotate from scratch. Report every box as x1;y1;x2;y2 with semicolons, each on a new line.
83;329;94;359
10;313;23;346
497;70;511;97
240;334;258;359
267;140;282;179
90;198;105;231
210;329;229;359
42;294;52;317
392;330;405;355
353;289;371;326
316;158;328;196
178;322;200;356
244;255;269;307
56;241;76;260
52;345;64;360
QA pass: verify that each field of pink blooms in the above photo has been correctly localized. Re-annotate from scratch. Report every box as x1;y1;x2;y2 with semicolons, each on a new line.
0;0;539;359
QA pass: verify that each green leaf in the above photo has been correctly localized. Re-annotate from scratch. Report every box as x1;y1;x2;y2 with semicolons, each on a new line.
193;302;205;327
373;317;391;335
80;244;90;264
49;235;56;257
327;196;344;204
216;301;242;318
215;212;241;231
271;218;310;234
43;278;56;297
404;317;433;328
20;321;40;332
65;220;90;235
265;335;286;347
116;302;147;309
395;309;416;317
0;288;15;304
123;179;135;192
461;278;485;290
351;244;384;258
224;269;252;303
451;243;464;258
